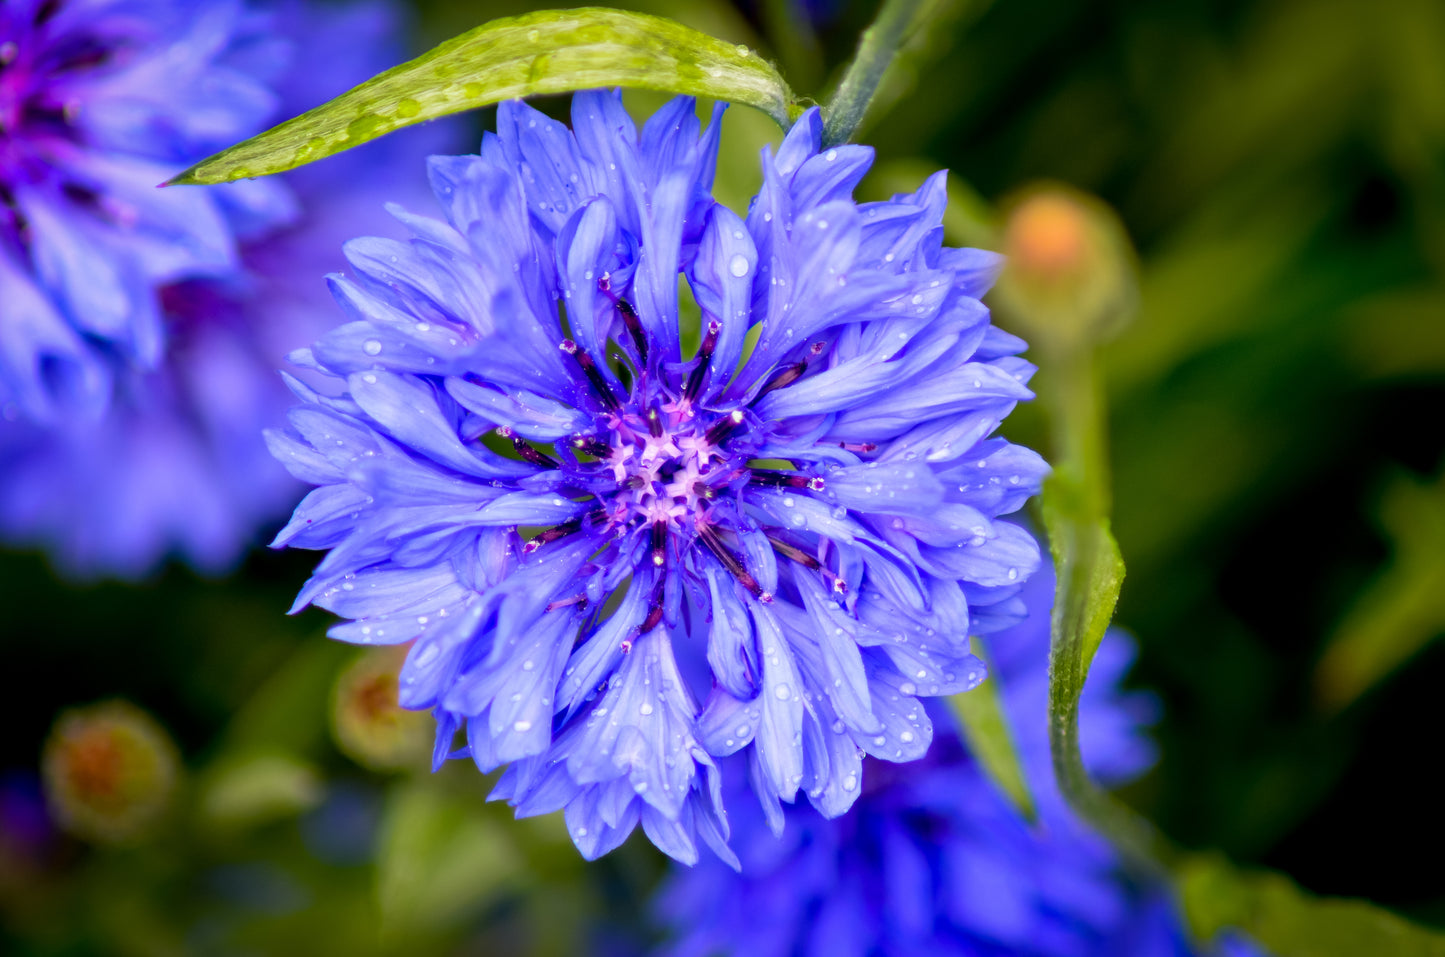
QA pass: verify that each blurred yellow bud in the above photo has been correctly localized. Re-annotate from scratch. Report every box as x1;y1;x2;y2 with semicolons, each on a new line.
994;184;1138;353
41;700;179;845
332;647;431;772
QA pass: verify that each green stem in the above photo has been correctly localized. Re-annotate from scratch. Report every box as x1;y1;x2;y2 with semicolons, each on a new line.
1042;345;1175;875
821;0;928;147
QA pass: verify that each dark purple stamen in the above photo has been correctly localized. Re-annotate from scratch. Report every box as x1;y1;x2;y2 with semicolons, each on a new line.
615;298;649;365
522;509;609;554
497;427;558;469
750;470;825;491
571;435;613;459
704;409;746;446
640;577;667;633
697;524;764;599
684;320;721;402
756;361;806;400
560;338;622;412
650;521;668;567
646;405;663;438
768;534;848;593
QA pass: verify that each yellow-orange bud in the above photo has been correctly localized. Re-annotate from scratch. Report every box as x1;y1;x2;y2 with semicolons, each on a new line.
995;184;1137;353
331;647;431;772
41;700;179;845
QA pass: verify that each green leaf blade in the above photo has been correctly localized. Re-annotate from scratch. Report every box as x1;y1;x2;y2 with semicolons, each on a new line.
1179;854;1445;957
947;636;1038;822
166;8;795;186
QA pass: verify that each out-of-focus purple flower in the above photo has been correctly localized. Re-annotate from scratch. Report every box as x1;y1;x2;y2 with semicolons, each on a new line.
0;0;277;421
268;95;1048;865
0;0;456;577
652;566;1264;955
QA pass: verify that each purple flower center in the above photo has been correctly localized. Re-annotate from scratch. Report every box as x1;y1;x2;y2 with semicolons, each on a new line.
507;275;857;633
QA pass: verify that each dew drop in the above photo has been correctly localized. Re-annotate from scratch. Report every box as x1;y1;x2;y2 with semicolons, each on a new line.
639;702;654;716
362;339;382;356
774;683;792;700
729;254;750;278
513;719;532;732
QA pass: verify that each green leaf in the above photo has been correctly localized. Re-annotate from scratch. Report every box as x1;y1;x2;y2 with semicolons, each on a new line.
1179;853;1445;957
1039;470;1165;872
1041;467;1126;689
1314;470;1445;710
166;8;795;186
946;636;1037;822
196;752;323;830
376;780;525;939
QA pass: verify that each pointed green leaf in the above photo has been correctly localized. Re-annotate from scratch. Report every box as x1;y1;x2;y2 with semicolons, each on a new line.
1314;470;1445;710
376;781;524;939
947;635;1037;822
1041;467;1126;692
166;8;795;186
1179;853;1445;957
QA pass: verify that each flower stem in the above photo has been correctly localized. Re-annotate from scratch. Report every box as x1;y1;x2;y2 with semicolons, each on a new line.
821;0;929;148
1039;345;1175;875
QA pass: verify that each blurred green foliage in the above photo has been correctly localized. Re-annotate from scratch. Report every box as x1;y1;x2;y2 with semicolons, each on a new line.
5;0;1445;952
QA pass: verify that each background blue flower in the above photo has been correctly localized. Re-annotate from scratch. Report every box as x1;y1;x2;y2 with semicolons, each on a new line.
268;92;1048;864
651;564;1263;956
0;0;457;578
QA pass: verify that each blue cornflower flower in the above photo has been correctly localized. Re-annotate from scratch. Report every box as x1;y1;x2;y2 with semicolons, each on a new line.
0;0;454;577
0;0;288;422
652;565;1267;955
268;94;1048;865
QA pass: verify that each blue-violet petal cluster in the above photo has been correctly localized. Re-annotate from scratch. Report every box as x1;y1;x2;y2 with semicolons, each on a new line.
0;0;281;421
269;95;1049;865
0;0;453;576
653;567;1266;955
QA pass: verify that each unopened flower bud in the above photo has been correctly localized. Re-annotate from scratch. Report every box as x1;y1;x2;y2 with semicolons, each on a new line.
994;184;1137;353
331;648;430;772
41;701;179;845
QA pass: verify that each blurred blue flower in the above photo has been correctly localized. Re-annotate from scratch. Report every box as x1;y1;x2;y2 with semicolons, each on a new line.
0;0;280;421
268;95;1047;865
0;0;454;577
652;565;1260;955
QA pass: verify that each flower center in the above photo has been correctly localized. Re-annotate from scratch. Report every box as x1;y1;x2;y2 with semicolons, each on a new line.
508;285;848;621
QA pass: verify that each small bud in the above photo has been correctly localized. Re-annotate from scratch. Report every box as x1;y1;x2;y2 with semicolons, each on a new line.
331;648;431;772
41;700;179;845
994;184;1137;353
